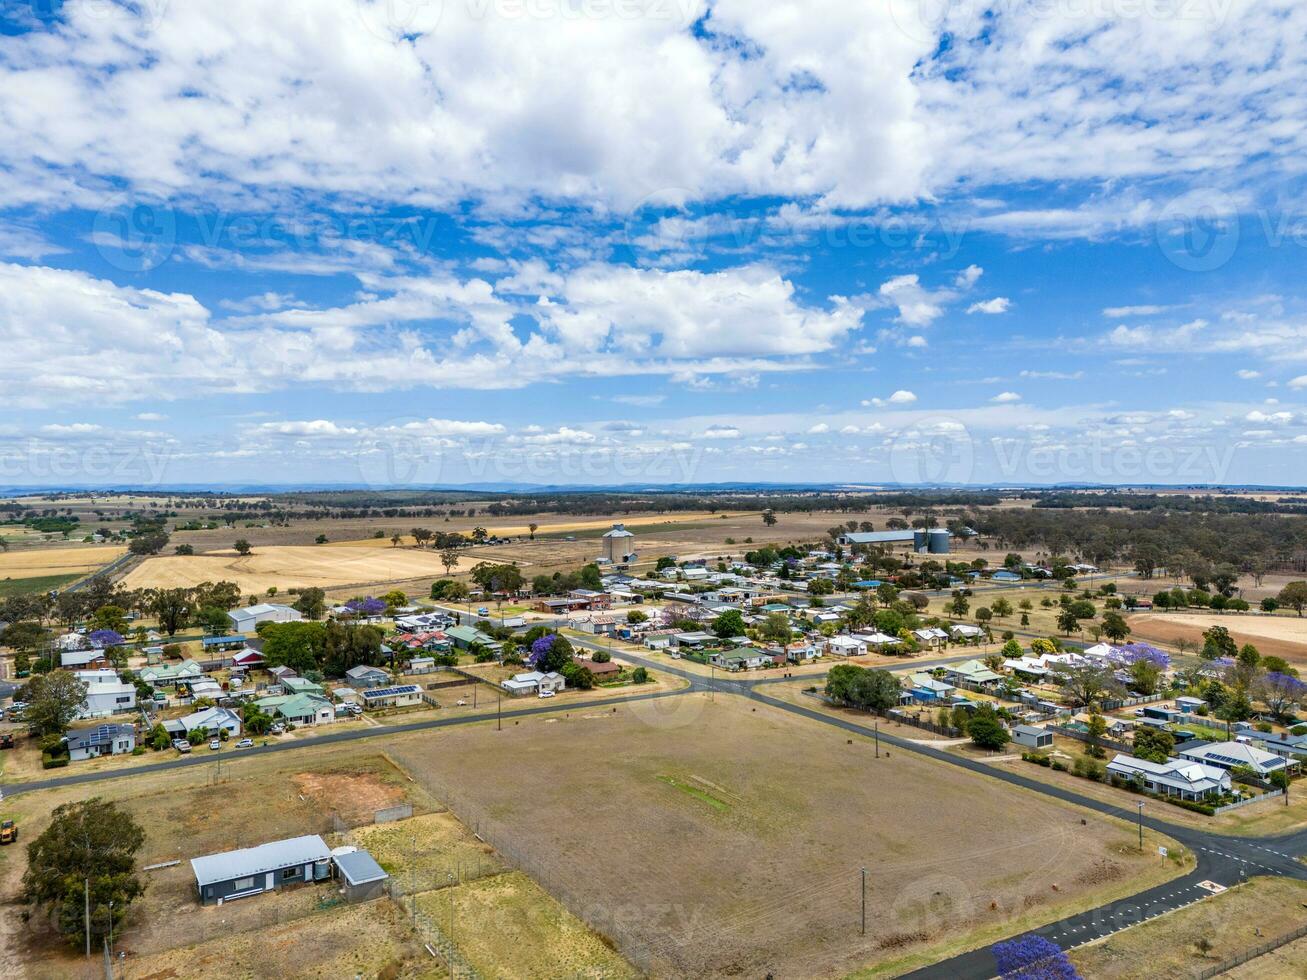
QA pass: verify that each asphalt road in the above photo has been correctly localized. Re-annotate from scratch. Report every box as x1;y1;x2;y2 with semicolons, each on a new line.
7;616;1303;978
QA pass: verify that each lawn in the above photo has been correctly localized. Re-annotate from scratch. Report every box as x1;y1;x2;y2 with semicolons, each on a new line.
384;693;1187;977
1070;876;1307;979
0;572;82;597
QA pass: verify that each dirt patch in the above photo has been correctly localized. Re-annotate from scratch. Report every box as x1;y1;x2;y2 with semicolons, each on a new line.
385;694;1182;978
291;769;406;824
1131;612;1307;667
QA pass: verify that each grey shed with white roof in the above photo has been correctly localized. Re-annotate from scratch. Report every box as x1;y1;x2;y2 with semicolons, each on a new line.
190;834;331;905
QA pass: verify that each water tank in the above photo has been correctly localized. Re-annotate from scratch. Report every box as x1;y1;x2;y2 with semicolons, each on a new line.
912;529;928;553
927;529;951;554
313;859;331;881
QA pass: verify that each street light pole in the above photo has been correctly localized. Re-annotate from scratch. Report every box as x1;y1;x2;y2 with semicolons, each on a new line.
874;721;879;759
1136;801;1145;851
860;867;867;936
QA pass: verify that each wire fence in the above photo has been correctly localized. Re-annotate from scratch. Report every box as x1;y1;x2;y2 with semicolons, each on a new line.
1193;919;1307;978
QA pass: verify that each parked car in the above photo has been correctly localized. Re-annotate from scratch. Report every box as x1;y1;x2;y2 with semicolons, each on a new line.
478;607;490;616
538;690;556;699
174;740;191;754
270;723;285;735
0;820;17;845
235;737;254;748
208;739;221;750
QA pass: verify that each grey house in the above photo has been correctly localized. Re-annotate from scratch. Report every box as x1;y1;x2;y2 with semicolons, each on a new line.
190;835;331;905
345;664;391;689
65;724;136;762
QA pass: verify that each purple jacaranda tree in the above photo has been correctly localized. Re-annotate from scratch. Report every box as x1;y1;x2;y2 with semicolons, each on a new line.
1118;642;1171;670
1257;671;1307;720
992;935;1081;980
345;597;386;617
87;629;125;650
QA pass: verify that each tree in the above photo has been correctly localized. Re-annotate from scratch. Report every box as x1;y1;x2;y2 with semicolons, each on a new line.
23;798;144;946
1085;708;1108;759
759;612;792;645
24;670;88;736
242;702;274;735
561;661;595;690
992;936;1078;980
627;610;648;624
314;534;328;545
712;609;747;639
631;666;650;684
1100;611;1130;643
968;708;1010;750
1127;658;1162;696
807;577;834;596
147;723;171;751
1201;624;1238;660
1133;727;1174;764
128;530;169;555
1055;663;1118;709
1277;581;1307;617
233;538;252;556
293;587;327;620
196;606;231;635
975;607;993;627
824;665;900;711
762;510;777;527
151;588;190;636
528;633;574;673
174;543;194;555
1257;672;1307;721
1056;608;1081;636
259;621;328;675
991;597;1013;618
948;594;969;617
2;621;48;656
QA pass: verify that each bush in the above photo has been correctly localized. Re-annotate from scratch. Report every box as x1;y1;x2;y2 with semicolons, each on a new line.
131;746;145;756
1256;721;1273;733
1292;725;1307;736
41;753;70;769
1050;759;1067;772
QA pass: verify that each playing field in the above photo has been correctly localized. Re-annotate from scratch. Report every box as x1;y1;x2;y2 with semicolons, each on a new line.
120;544;487;593
1130;611;1307;666
385;694;1183;977
0;544;123;578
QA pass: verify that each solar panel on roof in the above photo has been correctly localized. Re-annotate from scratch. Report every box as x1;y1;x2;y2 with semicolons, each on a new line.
363;685;420;698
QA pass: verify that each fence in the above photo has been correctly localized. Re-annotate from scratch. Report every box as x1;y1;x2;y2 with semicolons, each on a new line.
1194;919;1307;978
1213;790;1284;814
392;889;481;980
1100;693;1166;712
375;803;414;824
1050;724;1134;754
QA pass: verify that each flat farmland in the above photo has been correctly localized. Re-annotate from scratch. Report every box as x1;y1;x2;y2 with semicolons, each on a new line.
120;544;491;593
1129;611;1307;667
0;544;124;578
385;695;1184;977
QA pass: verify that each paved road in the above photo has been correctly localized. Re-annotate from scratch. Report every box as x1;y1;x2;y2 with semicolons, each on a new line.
565;636;1307;978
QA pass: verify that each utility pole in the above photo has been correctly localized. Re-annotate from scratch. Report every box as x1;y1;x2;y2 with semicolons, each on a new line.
874;721;879;759
497;691;502;731
860;867;867;936
84;878;90;958
1136;801;1145;851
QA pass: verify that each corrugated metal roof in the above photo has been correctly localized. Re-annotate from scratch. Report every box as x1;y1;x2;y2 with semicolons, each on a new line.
190;835;330;888
334;849;389;886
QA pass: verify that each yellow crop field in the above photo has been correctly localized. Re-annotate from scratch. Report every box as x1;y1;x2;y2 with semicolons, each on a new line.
121;545;484;593
0;544;124;578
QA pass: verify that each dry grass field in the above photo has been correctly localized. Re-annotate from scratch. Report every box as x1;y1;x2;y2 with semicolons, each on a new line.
1069;876;1307;980
1130;611;1307;667
0;544;124;578
384;694;1185;978
120;544;488;593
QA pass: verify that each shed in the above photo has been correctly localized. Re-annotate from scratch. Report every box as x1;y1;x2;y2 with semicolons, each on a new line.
1012;725;1053;750
333;848;390;903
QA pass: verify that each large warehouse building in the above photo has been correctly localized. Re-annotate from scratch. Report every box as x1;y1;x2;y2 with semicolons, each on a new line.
837;528;951;554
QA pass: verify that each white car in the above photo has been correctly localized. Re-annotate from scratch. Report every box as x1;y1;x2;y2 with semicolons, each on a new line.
235;738;254;748
208;739;221;750
538;690;556;699
456;698;468;706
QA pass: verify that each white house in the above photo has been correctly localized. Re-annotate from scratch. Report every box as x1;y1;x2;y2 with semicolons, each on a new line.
913;627;949;647
61;648;107;669
502;671;566;696
228;603;303;634
1178;741;1289;778
65;723;136;761
827;635;866;658
949;624;986;640
74;671;137;719
1105;754;1231;801
165;706;242;739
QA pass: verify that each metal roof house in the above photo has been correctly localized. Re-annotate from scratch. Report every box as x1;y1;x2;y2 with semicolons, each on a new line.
65;724;136;762
1012;725;1053;750
191;835;331;905
1178;741;1291;777
227;603;303;634
1105;754;1230;801
345;664;391;689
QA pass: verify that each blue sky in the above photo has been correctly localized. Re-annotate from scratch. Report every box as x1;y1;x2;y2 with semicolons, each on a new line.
3;0;1307;487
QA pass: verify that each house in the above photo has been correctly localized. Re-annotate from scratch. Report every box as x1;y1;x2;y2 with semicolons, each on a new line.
332;848;390;903
826;637;867;661
268;665;298;683
60;647;107;669
783;641;821;663
164;706;242;739
502;671;566;695
231;648;266;670
946;660;1003;687
856;631;902;650
360;684;423;710
1178;741;1290;778
446;625;501;654
1175;696;1206;714
1105;754;1231;801
74;672;137;719
1012;725;1053;750
65;723;136;761
581;659;622;680
1247;730;1307;763
950;624;986;641
259;693;336;727
228;603;303;634
681;567;709;582
905;673;955;703
191;835;332;905
181;677;224;702
913;627;949;647
139;660;204;687
408;656;436;674
709;649;767;670
201;634;247;653
672;631;714;649
345;665;392;689
282;676;325;696
991;570;1022;583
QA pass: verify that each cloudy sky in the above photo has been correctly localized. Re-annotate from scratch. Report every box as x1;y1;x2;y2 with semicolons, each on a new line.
2;0;1306;488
